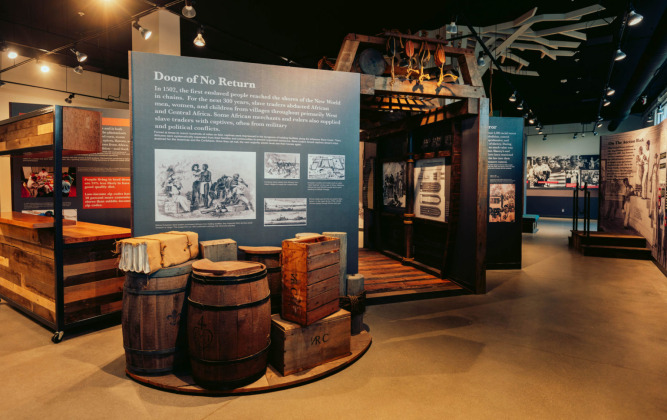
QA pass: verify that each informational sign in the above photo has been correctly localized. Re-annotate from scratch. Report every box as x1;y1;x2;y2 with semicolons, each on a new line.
526;154;599;188
382;161;406;210
414;158;447;222
600;123;664;259
130;52;360;272
11;105;132;227
487;117;524;268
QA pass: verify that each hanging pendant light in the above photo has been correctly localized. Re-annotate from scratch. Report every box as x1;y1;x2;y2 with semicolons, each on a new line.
477;51;486;67
193;26;205;47
627;5;643;26
73;65;84;75
70;48;87;63
614;49;626;61
182;0;196;18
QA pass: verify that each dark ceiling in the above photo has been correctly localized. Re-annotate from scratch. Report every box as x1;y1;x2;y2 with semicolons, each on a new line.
1;0;667;127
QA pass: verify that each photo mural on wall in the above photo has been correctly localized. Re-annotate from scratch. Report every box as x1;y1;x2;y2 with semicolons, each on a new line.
599;121;667;268
382;161;406;210
526;154;600;188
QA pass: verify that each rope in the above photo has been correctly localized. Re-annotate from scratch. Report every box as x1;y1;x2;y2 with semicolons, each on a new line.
339;291;366;315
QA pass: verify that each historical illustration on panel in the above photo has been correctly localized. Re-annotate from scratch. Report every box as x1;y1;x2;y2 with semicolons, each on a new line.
264;152;300;179
489;183;515;223
307;154;345;180
414;158;447;222
264;198;307;226
383;161;406;209
155;149;256;221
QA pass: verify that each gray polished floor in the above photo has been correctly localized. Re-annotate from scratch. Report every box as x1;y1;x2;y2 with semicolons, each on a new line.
1;218;666;419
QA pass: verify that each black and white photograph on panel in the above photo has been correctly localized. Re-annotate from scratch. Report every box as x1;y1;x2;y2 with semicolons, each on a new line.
383;161;406;209
154;149;256;221
307;154;345;180
489;183;516;223
264;152;300;179
264;198;307;226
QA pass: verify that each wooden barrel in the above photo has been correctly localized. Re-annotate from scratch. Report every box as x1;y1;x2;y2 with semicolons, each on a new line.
238;245;282;314
121;260;193;374
188;260;271;389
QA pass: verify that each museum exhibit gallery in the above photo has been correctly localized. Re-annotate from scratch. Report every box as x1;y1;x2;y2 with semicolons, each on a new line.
0;0;666;409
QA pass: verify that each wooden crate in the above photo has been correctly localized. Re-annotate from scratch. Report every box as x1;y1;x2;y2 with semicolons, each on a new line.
270;309;351;376
281;236;340;326
200;238;237;262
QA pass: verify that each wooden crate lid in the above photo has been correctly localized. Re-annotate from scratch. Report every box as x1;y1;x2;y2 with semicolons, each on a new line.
192;259;264;276
239;245;281;255
271;309;350;331
199;238;236;246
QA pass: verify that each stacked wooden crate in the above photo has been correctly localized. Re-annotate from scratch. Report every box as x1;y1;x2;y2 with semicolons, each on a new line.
281;235;341;325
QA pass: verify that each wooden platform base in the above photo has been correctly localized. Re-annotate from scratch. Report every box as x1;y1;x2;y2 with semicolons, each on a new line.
359;249;462;296
126;330;372;395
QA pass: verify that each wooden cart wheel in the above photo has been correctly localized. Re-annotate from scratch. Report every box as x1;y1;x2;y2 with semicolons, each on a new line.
51;331;64;344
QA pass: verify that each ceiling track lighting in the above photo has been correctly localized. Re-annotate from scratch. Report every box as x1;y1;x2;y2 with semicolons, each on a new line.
593;131;598;136
605;87;615;96
603;98;611;107
614;49;627;61
509;91;517;102
182;0;196;18
647;115;654;123
477;51;486;67
193;26;206;47
70;47;87;63
73;65;84;75
133;21;152;40
542;135;548;141
64;93;75;104
627;5;644;26
516;101;524;111
573;133;578;139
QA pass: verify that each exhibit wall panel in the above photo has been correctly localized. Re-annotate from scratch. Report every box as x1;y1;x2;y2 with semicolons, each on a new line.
130;52;360;273
599;120;666;266
487;117;524;269
10;105;132;228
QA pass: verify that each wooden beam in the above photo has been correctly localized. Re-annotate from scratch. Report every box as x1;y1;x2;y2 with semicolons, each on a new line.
364;75;484;99
533;18;614;37
492;23;532;58
560;31;587;40
334;38;359;72
458;53;484;88
344;33;472;56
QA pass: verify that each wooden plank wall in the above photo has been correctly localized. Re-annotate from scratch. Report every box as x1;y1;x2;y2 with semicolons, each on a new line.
62;240;123;324
0;224;56;324
0;112;54;153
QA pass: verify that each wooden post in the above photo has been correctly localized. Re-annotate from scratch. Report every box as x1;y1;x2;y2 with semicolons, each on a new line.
404;131;415;262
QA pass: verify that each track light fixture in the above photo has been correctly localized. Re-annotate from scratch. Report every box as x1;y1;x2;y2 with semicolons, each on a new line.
477;51;486;67
73;65;84;75
64;93;75;104
573;133;578;139
7;49;18;59
603;98;611;107
606;87;615;96
528;115;536;124
133;21;152;40
517;101;524;111
627;5;643;26
182;0;196;18
593;131;598;136
614;49;626;61
509;91;517;102
70;48;87;63
193;26;205;47
647;114;654;123
543;135;547;141
38;61;50;73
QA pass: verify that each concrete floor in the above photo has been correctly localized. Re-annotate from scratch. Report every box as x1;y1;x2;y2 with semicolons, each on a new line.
1;218;666;419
